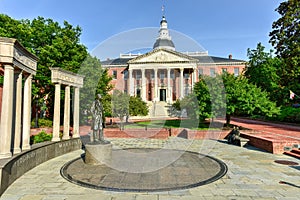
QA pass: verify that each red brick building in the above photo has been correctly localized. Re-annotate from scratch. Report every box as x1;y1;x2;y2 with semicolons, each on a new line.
102;16;246;105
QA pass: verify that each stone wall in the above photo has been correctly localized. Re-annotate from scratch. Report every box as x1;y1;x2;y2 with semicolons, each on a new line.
0;138;82;196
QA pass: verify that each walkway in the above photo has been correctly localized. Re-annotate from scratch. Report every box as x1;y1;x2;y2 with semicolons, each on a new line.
231;117;300;140
1;138;300;199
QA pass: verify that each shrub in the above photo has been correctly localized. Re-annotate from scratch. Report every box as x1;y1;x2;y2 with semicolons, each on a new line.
30;130;53;144
277;107;300;123
31;118;53;128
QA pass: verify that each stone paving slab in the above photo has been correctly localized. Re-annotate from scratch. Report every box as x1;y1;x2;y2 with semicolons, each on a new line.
1;138;300;199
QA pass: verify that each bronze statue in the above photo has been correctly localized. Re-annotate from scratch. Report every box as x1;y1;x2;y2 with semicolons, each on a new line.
90;94;110;144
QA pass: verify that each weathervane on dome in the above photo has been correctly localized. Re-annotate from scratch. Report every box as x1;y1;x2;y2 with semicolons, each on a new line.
162;0;166;16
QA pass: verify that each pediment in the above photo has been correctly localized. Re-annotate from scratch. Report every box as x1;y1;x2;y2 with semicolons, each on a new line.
128;49;198;64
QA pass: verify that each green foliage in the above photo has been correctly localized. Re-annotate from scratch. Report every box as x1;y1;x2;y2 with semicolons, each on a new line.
31;118;53;128
30;130;52;144
269;0;300;95
222;73;280;123
78;54;113;123
111;90;130;122
129;96;149;116
0;14;87;117
245;43;284;104
173;75;226;121
276;106;300;123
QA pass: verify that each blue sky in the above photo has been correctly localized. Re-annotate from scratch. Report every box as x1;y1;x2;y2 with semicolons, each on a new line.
1;0;282;60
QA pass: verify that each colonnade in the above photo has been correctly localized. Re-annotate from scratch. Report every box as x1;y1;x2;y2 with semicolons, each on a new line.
50;68;84;141
0;37;38;159
128;67;197;102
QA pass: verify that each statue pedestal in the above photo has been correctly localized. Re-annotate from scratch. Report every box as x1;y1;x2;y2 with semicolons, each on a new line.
85;143;112;165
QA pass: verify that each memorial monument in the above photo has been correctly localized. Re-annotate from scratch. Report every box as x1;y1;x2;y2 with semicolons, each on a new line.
85;94;112;165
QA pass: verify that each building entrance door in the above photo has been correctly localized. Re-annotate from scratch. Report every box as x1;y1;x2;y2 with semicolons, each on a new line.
160;89;166;101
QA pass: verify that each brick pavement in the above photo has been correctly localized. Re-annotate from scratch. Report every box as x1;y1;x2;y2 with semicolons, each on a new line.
1;138;300;200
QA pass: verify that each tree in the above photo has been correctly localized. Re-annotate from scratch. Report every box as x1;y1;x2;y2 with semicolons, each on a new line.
245;43;284;104
269;0;300;92
129;96;149;117
0;14;87;118
223;74;280;124
78;54;113;123
111;90;130;128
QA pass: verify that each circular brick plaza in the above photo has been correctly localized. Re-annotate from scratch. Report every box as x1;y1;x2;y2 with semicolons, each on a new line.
60;148;227;192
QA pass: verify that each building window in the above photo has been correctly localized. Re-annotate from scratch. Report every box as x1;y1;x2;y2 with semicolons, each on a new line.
170;70;175;79
184;73;190;79
136;71;141;80
234;67;240;77
210;68;216;77
124;70;128;80
113;70;117;79
151;71;154;80
198;68;203;77
222;68;227;73
160;71;165;79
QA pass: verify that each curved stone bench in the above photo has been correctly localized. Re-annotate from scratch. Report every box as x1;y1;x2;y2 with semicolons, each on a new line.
0;138;81;196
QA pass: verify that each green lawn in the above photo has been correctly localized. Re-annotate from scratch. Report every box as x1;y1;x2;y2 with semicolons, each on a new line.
124;119;222;130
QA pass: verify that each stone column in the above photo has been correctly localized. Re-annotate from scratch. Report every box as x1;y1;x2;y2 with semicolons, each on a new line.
52;83;61;141
72;87;80;138
167;68;171;103
154;68;158;101
63;86;70;140
141;69;146;101
0;65;14;158
180;68;184;99
128;69;134;96
192;67;197;90
22;74;32;151
13;71;23;154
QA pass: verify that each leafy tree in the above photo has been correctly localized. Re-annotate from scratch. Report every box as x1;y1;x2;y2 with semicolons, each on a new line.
78;54;113;124
111;90;130;127
269;0;300;93
173;76;226;121
0;14;87;118
223;74;280;124
129;96;149;117
245;43;284;104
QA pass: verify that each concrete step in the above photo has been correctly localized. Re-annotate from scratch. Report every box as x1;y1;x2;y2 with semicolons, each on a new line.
291;149;300;155
284;151;300;159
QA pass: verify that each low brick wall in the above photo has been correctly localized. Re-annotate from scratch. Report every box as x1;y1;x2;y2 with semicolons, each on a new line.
0;138;82;196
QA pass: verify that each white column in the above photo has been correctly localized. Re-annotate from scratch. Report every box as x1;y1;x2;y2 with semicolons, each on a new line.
192;67;197;90
13;71;22;154
167;68;171;103
141;69;146;101
72;87;80;138
63;85;70;140
0;65;14;158
154;68;158;101
22;74;32;150
52;83;61;141
180;68;184;99
129;69;134;96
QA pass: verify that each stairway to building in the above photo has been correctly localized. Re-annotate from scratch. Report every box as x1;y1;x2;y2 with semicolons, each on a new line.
284;148;300;159
148;101;171;118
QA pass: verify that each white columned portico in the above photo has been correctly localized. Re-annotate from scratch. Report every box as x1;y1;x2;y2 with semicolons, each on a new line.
141;69;146;101
63;85;71;140
72;87;80;138
167;68;171;103
52;83;61;141
22;74;32;150
13;71;23;154
128;69;134;96
154;68;158;101
0;65;14;158
179;68;184;99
